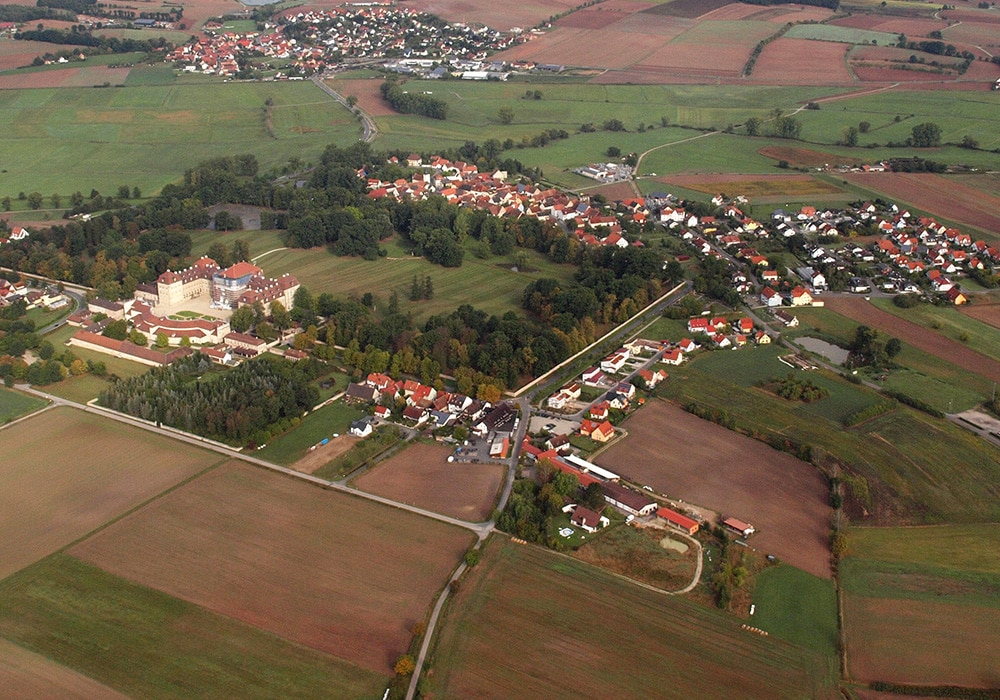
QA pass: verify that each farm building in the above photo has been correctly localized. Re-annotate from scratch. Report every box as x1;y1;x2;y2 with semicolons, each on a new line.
723;517;756;538
570;506;609;534
563;454;619;482
657;507;699;536
602;482;656;517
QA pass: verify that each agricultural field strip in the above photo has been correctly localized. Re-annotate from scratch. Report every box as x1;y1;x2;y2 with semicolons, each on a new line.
23;386;493;537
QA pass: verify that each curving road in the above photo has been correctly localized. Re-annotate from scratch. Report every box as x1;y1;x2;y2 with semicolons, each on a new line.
311;74;378;143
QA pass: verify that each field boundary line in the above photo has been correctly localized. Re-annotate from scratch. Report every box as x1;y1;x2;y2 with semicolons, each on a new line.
0;399;55;431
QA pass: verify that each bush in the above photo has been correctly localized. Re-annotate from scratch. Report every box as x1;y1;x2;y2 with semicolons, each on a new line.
844;399;897;427
893;293;920;308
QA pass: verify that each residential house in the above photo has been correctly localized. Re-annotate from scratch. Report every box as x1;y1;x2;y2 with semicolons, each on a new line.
570;506;609;533
349;419;373;437
774;310;799;327
760;286;782;307
789;286;813;306
590;421;615;443
345;382;379;403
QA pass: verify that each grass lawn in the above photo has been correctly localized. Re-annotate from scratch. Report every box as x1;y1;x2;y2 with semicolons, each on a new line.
253;401;363;466
188;229;287;261
258;237;577;322
425;536;838;699
41;324;148;403
0;555;387;699
752;564;839;659
639;315;691;342
0;81;359;199
0;387;47;423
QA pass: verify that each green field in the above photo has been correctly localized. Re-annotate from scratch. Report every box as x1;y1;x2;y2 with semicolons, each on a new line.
425;536;838;698
0;555;386;699
258;237;578;321
0;81;360;198
189;229;287;261
848;524;1000;578
0;387;47;423
253;401;363;465
752;564;839;659
785;24;900;45
659;350;1000;524
869;297;1000;362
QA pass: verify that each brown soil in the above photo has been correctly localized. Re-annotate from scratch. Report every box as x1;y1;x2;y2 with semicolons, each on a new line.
0;638;128;700
0;407;217;580
758;145;865;168
664;172;842;197
595;400;833;578
70;461;473;675
752;38;852;85
823;296;1000;383
353;442;504;522
289;434;360;474
959;303;1000;330
399;0;579;31
323;77;398;117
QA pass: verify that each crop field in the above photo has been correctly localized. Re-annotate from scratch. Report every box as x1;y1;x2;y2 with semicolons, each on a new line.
0;555;386;699
662;172;843;198
0;81;359;198
825;296;1000;383
842;173;1000;236
0;387;46;423
252;401;363;466
596;398;834;578
638;21;777;77
656;352;1000;524
0;406;219;579
402;0;580;31
751;38;853;85
68;461;473;675
258;239;577;321
868;296;1000;361
830;14;948;38
841;524;1000;687
353;442;504;522
425;536;838;699
0;637;127;700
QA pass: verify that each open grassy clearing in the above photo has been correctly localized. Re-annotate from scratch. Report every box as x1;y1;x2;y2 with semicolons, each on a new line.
69;461;473;675
0;81;359;198
0;406;219;580
0;386;47;423
841;524;1000;687
752;564;838;660
790;306;992;412
252;401;363;465
658;353;1000;524
0;555;386;699
571;523;699;592
258;237;577;321
188;229;286;260
425;536;838;699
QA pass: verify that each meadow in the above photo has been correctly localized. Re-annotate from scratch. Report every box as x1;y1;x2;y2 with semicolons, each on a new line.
252;400;363;465
0;387;46;423
424;536;839;699
841;524;1000;687
0;80;360;199
0;555;387;699
258;236;578;322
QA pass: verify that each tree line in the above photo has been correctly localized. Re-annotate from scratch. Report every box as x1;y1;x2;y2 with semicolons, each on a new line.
380;80;448;120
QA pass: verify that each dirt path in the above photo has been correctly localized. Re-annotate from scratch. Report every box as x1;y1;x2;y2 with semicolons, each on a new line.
823;296;1000;384
288;435;359;474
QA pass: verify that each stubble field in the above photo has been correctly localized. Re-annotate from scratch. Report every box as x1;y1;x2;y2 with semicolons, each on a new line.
68;461;474;674
353;442;505;522
596;399;833;578
0;406;219;579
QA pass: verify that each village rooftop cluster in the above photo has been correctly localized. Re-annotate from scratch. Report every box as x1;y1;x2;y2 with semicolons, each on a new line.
168;6;530;77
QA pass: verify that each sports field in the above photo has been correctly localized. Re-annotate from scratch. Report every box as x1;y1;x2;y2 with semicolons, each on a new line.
69;461;474;674
596;398;834;578
0;81;359;198
353;442;505;522
425;536;838;699
0;406;219;579
841;524;1000;687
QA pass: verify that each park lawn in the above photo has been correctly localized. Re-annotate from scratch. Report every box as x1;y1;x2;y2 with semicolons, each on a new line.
0;81;359;199
659;356;1000;524
257;239;577;322
0;387;47;423
425;536;838;699
869;297;1000;363
252;401;364;466
188;229;287;261
640;316;692;342
752;564;839;660
25;303;74;330
0;555;387;700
